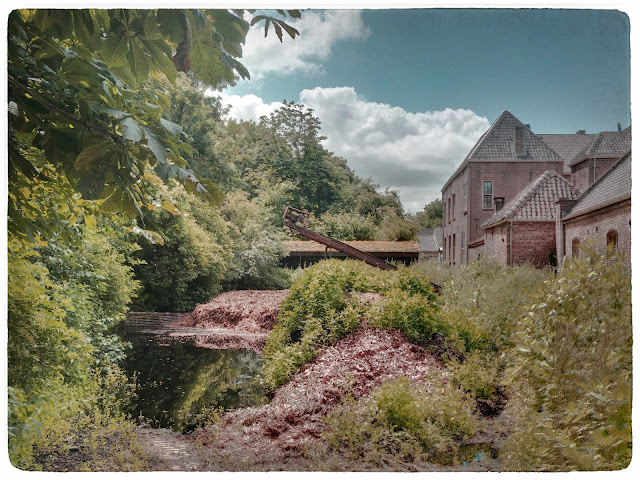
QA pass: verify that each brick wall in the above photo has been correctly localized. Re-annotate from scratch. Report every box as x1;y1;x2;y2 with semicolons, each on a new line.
571;157;620;192
442;166;469;265
443;159;565;266
563;199;631;265
511;222;557;266
468;161;565;244
484;221;556;266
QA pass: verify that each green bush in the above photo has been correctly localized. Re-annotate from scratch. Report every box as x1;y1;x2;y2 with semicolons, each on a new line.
448;351;500;400
131;182;231;312
323;376;481;465
262;261;442;391
501;244;631;471
369;289;445;344
308;212;377;240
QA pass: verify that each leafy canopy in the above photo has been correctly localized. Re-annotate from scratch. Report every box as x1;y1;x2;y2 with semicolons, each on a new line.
8;8;300;244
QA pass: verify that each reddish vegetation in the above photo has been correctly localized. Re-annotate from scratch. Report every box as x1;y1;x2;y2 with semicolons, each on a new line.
191;326;447;470
178;290;290;333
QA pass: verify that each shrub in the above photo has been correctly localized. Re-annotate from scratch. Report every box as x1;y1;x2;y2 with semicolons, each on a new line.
262;261;442;391
308;212;377;240
369;289;445;345
323;376;481;465
501;244;631;471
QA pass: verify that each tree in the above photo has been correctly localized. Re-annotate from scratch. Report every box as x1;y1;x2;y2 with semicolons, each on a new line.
412;199;443;228
7;8;300;245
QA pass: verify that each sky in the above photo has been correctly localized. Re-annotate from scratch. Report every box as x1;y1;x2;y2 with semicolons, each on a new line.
214;7;631;213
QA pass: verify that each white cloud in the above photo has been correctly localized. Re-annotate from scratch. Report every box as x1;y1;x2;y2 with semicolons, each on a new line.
241;10;369;80
216;87;489;213
300;87;490;212
218;93;283;123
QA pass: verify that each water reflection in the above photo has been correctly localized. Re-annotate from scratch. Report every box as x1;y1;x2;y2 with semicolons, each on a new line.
123;333;267;432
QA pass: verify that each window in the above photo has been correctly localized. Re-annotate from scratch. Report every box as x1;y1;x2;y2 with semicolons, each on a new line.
452;194;456;221
448;235;451;264
572;238;580;258
448;198;451;224
483;181;493;209
606;230;618;250
453;234;456;265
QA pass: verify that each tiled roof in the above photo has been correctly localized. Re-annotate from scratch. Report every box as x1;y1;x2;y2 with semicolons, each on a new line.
481;170;581;227
568;129;632;166
564;152;631;220
283;240;419;255
417;227;443;252
443;110;563;191
538;133;596;174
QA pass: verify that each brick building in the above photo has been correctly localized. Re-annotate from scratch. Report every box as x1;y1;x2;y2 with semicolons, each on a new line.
441;110;631;266
557;152;631;266
481;171;581;266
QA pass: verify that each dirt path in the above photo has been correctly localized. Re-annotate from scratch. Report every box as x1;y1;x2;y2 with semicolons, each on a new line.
136;427;208;471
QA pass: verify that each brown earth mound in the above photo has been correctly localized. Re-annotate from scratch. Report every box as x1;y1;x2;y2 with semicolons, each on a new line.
178;290;290;333
190;326;447;470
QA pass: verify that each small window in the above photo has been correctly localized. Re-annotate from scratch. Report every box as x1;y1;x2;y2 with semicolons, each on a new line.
572;238;580;258
483;181;493;209
606;230;618;250
448;198;451;224
452;194;456;221
453;234;456;265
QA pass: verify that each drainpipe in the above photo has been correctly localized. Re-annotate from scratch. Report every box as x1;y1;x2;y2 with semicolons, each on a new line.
509;220;513;267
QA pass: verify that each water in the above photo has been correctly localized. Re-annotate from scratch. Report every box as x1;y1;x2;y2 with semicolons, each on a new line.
431;442;497;467
122;333;267;432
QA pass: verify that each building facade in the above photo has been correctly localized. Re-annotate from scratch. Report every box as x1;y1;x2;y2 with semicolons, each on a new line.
441;110;631;266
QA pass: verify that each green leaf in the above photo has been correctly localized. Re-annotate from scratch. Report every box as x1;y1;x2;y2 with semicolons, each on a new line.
121;117;143;143
287;10;302;19
77;170;106;200
84;213;97;229
74;141;112;172
144;127;168;164
275;19;300;40
272;22;283;42
127;38;151;84
160;118;183;137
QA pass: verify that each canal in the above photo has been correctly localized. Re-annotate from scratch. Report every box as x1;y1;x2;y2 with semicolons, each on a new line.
122;333;267;432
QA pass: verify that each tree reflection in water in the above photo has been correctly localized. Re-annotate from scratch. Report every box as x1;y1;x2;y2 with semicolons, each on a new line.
123;334;267;432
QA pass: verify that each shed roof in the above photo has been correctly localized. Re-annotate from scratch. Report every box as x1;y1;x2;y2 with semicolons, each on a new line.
564;151;631;221
481;170;581;228
283;240;419;255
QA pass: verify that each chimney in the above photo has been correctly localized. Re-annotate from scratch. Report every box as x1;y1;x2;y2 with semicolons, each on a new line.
576;129;586;135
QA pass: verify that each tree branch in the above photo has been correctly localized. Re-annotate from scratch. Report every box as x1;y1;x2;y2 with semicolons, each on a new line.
8;75;124;144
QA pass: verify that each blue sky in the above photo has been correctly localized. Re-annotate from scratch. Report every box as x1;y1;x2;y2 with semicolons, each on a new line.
218;8;631;212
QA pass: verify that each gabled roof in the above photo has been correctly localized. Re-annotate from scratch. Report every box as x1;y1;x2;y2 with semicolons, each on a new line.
417;227;443;252
567;128;632;167
564;151;631;221
538;133;596;174
481;170;581;228
443;110;563;191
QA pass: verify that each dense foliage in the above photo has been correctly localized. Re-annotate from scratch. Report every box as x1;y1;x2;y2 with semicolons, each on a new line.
501;244;632;471
262;260;440;390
